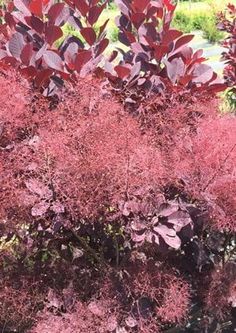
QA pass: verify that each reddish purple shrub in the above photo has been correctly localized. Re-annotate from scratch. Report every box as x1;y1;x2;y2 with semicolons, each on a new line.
30;263;190;333
0;0;109;94
104;0;224;108
0;65;235;332
218;4;236;88
30;300;118;333
0;279;43;332
0;73;166;230
205;262;236;319
156;277;190;324
130;263;190;325
218;3;236;108
169;115;236;232
0;69;29;127
0;0;225;101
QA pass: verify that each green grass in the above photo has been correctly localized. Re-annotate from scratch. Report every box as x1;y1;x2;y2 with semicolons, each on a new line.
99;7;119;43
172;1;230;43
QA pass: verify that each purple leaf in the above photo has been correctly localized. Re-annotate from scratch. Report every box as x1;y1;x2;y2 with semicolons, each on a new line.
35;43;47;61
158;202;179;217
168;211;192;232
8;32;25;59
165;58;185;83
31;201;50;217
13;0;31;16
154;225;181;249
43;50;64;72
192;64;214;84
131;232;146;243
51;201;65;214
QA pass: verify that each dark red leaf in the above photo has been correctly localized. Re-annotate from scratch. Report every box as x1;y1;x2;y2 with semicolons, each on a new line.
133;0;149;12
81;27;96;46
34;68;53;87
88;5;105;26
29;0;43;17
20;43;33;65
114;65;131;79
173;35;194;53
48;3;65;24
99;19;109;37
25;16;44;34
162;29;183;45
207;83;226;93
163;0;176;12
45;26;63;45
74;0;89;16
20;65;37;78
7;1;15;12
179;74;193;86
96;38;109;57
4;12;16;29
108;50;118;62
130;13;146;29
154;45;169;60
74;50;92;72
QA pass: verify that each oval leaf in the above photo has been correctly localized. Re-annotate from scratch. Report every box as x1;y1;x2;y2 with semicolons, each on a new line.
81;27;96;46
8;32;25;59
43;50;64;72
45;26;63;45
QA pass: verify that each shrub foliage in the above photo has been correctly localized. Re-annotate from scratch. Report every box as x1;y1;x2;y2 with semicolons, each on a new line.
218;3;236;109
0;1;235;333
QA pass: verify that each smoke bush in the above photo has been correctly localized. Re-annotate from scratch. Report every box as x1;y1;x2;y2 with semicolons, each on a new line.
0;279;43;332
170;115;236;232
205;262;236;319
0;68;235;332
